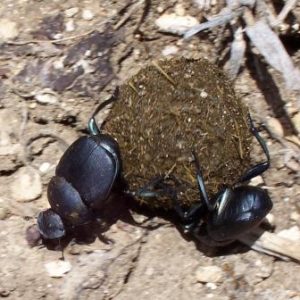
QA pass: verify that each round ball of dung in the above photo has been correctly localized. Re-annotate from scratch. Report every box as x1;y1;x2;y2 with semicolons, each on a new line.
103;57;252;209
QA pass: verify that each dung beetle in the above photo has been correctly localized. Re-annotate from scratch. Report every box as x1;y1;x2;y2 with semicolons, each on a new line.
37;96;121;240
136;115;272;244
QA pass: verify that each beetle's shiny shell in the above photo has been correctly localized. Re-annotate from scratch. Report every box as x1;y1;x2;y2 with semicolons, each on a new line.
207;186;273;241
103;58;252;208
50;135;118;221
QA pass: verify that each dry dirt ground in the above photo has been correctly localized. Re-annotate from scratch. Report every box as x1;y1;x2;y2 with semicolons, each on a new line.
0;1;300;299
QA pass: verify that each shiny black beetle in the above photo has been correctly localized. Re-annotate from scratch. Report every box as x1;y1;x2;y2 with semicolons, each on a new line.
137;115;272;244
37;98;121;240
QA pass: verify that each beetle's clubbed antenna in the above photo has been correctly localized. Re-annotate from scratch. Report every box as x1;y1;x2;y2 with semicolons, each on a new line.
238;114;270;183
88;87;119;136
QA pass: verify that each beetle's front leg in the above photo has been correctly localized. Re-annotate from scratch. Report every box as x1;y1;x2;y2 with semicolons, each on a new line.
173;201;206;234
134;176;168;199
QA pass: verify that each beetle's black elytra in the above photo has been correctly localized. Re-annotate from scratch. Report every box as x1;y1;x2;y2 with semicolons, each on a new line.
37;129;121;240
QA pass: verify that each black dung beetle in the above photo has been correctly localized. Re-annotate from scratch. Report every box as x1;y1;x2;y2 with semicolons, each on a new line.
136;115;272;244
37;97;121;240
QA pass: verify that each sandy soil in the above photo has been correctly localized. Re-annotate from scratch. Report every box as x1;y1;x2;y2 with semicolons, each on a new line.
0;1;300;299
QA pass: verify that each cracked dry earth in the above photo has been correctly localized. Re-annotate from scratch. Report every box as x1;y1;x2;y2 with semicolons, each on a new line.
1;0;300;299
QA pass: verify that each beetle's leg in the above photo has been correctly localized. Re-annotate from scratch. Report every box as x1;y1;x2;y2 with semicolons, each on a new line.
173;200;206;233
136;176;194;215
88;117;101;136
136;174;206;233
134;176;168;199
88;88;119;136
238;114;270;183
192;151;218;211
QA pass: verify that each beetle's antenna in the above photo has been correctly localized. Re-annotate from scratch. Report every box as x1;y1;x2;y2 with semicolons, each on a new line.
88;87;119;136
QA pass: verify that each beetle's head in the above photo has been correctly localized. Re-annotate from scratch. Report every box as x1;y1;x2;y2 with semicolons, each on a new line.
37;208;66;240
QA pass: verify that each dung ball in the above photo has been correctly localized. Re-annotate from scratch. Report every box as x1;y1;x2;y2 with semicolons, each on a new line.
103;57;252;209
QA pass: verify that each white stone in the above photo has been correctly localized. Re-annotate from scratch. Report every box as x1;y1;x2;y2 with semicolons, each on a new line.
35;91;58;104
277;226;300;241
292;23;299;31
193;0;217;10
39;162;51;173
250;175;264;186
265;213;275;226
162;45;179;56
200;91;208;98
266;117;284;137
45;260;72;278
10;166;42;202
82;9;94;21
0;19;19;42
65;19;75;32
155;13;199;35
206;282;217;290
65;7;79;18
196;265;225;283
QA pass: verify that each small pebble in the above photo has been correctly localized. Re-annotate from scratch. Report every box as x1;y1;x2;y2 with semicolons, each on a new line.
65;7;79;18
285;102;298;115
277;226;300;241
0;19;19;42
200;91;208;98
10;166;42;201
82;9;94;21
65;19;75;32
194;0;216;10
265;213;275;226
155;13;199;35
292;23;300;32
279;23;289;32
206;282;217;290
250;175;264;186
35;91;58;104
254;259;273;279
53;59;64;69
29;102;37;109
39;162;51;173
157;6;164;13
196;265;225;283
45;260;72;278
162;45;179;56
266;117;284;137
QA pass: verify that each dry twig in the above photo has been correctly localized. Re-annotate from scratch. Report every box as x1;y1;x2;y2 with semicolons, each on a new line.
239;227;300;262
